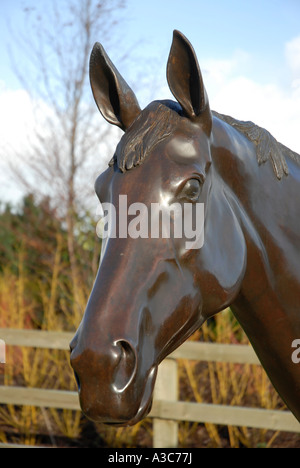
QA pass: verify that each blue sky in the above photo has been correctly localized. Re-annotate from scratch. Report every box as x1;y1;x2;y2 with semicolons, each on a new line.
1;0;300;88
0;0;300;204
125;0;300;81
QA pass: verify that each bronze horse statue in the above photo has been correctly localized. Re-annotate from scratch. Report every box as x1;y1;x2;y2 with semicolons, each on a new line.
70;30;300;426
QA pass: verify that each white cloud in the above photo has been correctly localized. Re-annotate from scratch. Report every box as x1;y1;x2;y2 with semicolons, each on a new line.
203;49;250;87
286;35;300;84
0;83;120;207
203;45;300;155
0;83;59;164
0;86;34;203
0;84;56;204
0;85;34;156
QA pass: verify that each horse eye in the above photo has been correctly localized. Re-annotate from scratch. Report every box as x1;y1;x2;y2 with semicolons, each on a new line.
180;178;202;201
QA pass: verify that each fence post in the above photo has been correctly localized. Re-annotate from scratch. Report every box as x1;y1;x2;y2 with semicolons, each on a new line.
153;358;178;448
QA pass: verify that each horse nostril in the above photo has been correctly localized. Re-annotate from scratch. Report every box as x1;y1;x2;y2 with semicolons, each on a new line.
69;338;137;395
113;340;137;392
117;340;135;359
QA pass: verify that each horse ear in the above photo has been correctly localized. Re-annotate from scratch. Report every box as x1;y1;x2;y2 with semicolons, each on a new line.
89;43;141;131
167;30;210;124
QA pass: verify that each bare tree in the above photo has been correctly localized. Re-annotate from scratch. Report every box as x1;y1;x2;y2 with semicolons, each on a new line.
7;0;125;312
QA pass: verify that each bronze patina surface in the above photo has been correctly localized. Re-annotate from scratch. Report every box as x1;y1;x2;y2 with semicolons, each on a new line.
70;31;300;425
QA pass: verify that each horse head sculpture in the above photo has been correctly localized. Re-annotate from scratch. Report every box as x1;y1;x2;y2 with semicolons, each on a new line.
70;30;300;426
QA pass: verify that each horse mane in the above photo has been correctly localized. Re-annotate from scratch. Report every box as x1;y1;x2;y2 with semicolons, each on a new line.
213;111;300;180
109;99;300;180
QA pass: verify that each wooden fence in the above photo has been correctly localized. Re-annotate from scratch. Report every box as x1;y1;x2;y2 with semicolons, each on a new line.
0;328;299;448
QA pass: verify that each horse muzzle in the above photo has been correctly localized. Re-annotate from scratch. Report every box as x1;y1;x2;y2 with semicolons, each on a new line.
70;334;158;425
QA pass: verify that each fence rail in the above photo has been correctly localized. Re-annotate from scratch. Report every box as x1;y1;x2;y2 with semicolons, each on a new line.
0;327;262;364
0;328;299;448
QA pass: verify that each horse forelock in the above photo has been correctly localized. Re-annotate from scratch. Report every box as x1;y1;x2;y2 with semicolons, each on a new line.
109;100;183;172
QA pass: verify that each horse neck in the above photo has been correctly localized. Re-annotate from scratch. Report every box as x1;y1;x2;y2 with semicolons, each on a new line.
211;114;300;298
211;115;300;420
